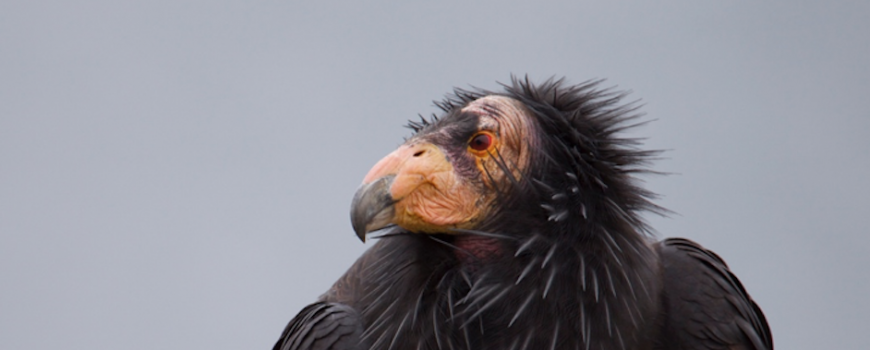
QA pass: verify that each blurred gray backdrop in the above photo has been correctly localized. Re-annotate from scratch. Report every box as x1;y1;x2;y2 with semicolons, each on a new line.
2;1;868;349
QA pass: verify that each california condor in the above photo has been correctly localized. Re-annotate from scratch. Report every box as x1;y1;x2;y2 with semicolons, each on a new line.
273;77;772;350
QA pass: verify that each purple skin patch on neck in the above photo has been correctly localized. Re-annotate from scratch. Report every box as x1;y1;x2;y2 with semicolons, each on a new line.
453;235;502;264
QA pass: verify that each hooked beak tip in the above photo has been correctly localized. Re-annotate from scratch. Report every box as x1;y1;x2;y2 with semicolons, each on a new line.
350;175;396;243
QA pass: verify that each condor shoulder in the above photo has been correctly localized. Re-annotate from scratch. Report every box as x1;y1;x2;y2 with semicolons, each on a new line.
654;238;772;350
272;302;366;350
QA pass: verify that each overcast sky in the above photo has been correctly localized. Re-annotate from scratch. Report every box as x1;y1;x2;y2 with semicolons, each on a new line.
1;1;868;349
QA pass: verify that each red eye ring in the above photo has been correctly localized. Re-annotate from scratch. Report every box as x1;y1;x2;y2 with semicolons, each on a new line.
469;133;493;152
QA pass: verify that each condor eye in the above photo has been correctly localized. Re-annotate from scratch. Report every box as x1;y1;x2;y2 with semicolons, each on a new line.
469;133;493;152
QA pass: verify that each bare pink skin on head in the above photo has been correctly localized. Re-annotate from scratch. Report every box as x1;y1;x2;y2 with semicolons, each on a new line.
360;142;483;232
358;95;539;262
460;96;537;188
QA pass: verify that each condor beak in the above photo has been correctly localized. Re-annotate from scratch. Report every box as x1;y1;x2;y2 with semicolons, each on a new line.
350;175;395;242
349;142;466;242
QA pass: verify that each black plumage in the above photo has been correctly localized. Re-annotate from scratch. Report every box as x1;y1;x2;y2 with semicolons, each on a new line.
273;77;772;350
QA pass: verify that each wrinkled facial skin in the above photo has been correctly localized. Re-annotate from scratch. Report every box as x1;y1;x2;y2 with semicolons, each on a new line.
363;141;483;233
461;96;535;189
351;95;539;239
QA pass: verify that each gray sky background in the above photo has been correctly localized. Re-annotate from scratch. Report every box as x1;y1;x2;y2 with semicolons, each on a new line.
2;1;868;349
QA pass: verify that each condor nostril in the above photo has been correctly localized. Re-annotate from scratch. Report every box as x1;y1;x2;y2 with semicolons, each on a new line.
413;150;425;157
